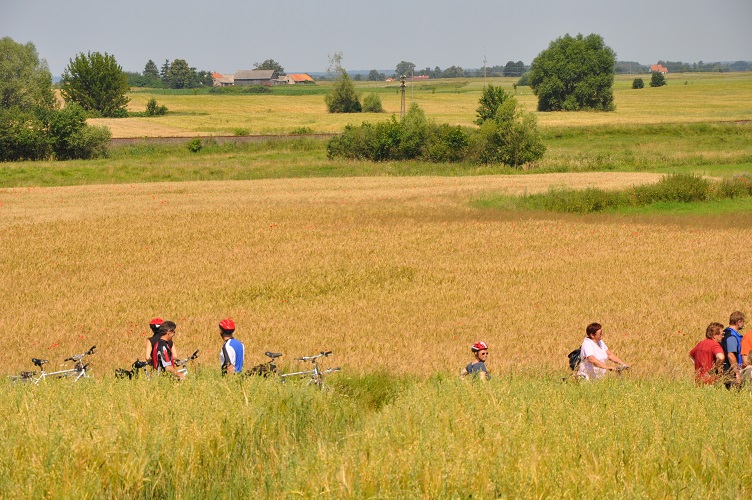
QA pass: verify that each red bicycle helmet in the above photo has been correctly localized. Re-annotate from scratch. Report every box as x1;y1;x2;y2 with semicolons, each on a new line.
149;318;164;334
471;341;488;352
219;318;235;333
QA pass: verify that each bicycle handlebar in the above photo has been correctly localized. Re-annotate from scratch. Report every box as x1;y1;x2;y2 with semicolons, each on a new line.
65;345;97;362
295;351;333;362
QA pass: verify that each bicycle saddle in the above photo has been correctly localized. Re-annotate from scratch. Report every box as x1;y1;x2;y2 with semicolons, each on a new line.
265;351;283;359
31;358;48;367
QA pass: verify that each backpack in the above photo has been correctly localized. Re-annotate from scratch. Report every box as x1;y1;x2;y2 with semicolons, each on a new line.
567;349;581;371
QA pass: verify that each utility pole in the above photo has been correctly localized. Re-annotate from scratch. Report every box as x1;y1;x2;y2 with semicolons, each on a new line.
483;54;487;87
400;74;406;119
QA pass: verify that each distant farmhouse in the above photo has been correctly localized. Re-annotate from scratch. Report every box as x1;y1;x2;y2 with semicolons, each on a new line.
234;69;280;86
281;73;315;84
211;72;234;87
215;70;315;87
650;64;669;74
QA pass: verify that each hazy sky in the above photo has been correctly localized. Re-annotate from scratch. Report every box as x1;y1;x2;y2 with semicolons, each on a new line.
2;0;750;76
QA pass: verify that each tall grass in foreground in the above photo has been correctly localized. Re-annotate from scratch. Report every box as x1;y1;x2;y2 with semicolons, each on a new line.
1;375;750;498
475;173;752;213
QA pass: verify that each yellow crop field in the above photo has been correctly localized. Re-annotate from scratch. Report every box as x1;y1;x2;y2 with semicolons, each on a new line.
3;172;750;379
90;72;752;138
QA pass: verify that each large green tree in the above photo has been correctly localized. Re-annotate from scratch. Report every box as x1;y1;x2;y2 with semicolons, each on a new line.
61;51;130;117
1;38;110;161
254;59;285;75
0;37;56;111
529;33;616;112
395;61;415;78
166;59;195;89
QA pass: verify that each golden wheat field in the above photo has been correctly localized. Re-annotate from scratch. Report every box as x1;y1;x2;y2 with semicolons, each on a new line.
2;171;751;380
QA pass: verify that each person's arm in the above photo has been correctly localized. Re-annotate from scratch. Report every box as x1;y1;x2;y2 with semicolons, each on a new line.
159;346;185;380
145;339;152;362
586;355;616;371
606;350;627;367
477;370;488;380
459;367;468;378
728;352;740;383
713;352;725;373
164;363;186;380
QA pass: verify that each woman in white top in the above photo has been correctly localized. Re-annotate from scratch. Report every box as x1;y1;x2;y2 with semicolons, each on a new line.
578;322;629;380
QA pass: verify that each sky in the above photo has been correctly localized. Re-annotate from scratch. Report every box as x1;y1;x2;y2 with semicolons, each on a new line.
2;0;750;76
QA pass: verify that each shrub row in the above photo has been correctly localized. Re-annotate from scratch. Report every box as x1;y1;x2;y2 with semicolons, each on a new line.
520;173;752;213
0;104;111;161
326;102;545;167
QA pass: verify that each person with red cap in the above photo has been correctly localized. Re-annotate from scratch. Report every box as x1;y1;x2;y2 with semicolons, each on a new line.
218;318;245;375
460;341;490;380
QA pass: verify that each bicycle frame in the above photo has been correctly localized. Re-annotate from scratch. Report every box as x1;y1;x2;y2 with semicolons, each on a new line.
280;351;340;389
175;350;199;376
28;345;96;384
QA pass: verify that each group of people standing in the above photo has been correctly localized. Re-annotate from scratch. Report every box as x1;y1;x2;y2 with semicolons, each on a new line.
145;317;245;379
144;313;750;386
690;311;751;387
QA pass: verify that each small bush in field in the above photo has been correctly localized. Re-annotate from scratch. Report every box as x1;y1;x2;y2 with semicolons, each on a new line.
233;128;250;136
145;98;167;116
362;93;384;113
187;138;203;153
650;72;667;87
632;78;644;89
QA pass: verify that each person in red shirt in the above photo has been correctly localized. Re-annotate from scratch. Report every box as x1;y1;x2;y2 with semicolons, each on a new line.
689;322;725;385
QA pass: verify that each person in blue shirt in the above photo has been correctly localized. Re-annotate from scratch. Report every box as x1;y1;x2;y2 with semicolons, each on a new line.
218;318;245;375
721;311;745;387
460;341;490;380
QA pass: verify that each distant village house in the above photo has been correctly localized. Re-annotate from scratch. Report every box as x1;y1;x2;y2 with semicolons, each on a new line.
211;72;234;87
234;69;280;86
650;64;668;74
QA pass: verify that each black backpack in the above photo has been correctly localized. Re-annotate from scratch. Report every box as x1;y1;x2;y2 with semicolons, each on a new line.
567;349;581;371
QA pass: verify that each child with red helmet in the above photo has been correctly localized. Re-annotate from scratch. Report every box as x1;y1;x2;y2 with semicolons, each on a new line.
460;341;490;380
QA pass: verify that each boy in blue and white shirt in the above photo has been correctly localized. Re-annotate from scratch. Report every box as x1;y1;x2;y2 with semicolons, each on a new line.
218;318;245;375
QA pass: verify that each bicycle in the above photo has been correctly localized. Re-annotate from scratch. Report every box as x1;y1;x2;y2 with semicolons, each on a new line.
279;351;341;390
175;350;199;377
247;351;283;377
115;360;150;380
11;345;96;384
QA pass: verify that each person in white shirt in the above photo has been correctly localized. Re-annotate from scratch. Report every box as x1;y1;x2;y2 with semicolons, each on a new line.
577;322;629;380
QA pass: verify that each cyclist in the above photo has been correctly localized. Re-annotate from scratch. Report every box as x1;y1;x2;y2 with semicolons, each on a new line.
689;322;725;385
218;319;245;375
577;322;629;380
152;321;185;380
145;317;179;367
460;341;490;380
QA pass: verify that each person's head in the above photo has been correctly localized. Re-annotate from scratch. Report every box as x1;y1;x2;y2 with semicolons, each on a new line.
586;322;603;341
471;341;488;362
219;318;235;338
158;320;177;340
729;311;745;329
149;317;164;335
705;322;724;340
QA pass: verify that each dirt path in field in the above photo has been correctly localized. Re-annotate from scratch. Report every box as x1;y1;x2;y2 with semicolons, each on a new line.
0;173;664;227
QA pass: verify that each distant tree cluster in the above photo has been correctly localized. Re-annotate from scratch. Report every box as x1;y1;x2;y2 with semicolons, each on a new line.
1;37;110;161
127;58;213;89
655;60;751;73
